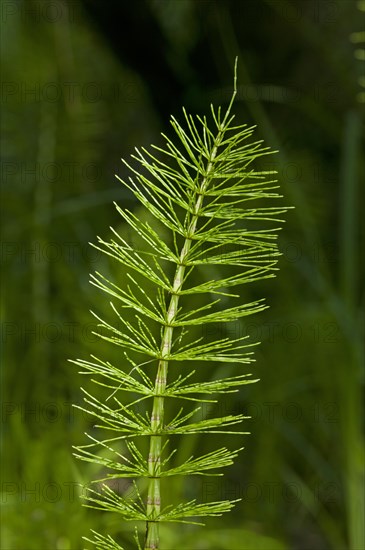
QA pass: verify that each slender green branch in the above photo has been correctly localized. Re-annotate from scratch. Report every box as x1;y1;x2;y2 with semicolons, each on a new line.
145;129;224;548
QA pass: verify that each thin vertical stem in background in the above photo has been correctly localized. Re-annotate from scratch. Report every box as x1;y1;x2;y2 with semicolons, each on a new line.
33;99;57;392
338;109;364;550
339;110;361;313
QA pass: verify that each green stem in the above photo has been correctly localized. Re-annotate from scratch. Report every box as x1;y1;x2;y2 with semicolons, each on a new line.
144;132;223;549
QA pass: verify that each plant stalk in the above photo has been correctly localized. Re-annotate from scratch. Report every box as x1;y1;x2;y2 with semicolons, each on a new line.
144;135;223;549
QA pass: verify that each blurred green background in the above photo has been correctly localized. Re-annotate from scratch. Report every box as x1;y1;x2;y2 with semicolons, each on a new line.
1;0;364;549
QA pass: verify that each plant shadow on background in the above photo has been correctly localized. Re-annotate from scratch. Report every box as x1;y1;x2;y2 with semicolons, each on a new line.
1;1;364;549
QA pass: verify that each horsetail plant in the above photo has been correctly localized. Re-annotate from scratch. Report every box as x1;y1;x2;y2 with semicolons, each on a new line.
70;59;288;549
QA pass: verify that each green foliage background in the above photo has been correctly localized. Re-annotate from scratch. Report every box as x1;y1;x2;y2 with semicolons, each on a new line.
1;1;364;549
